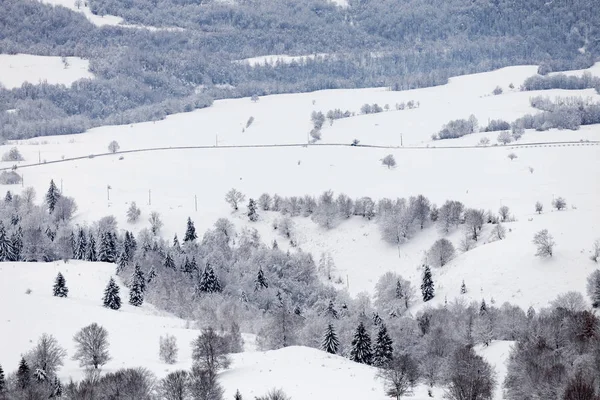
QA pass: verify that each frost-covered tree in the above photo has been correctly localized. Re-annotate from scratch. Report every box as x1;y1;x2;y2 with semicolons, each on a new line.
129;270;144;307
86;232;97;261
382;154;396;169
103;277;121;310
378;353;419;400
490;223;506;241
46;180;61;213
247;198;258;222
258;193;271;211
53;196;78;223
164;252;176;270
234;389;242;400
533;229;555;257
586;270;600;308
98;232;116;263
126;202;141;223
321;323;339;354
497;130;512;145
438;200;464;233
225;189;245;211
53;272;68;298
191;327;231;377
507;153;517;160
591;240;600;263
350;322;372;365
108;140;120;153
72;323;110;369
446;347;495;400
464;208;485;241
196;264;221;294
10;227;23;262
148;212;163;235
159;371;189;400
184;217;197;242
29;333;67;378
534;201;543;214
420;265;435;302
312;190;339;229
552;197;567;211
498;205;510;222
159;335;178;364
0;222;14;261
410;195;431;230
0;363;5;394
318;252;335;281
373;324;394;367
461;280;467;294
276;217;295;240
428;238;456;267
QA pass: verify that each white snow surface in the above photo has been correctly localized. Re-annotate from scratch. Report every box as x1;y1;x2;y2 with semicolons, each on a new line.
236;53;330;67
0;54;93;89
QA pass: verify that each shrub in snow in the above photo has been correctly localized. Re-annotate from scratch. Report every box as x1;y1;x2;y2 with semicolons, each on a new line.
508;152;517;160
478;137;490;146
159;370;189;400
490;223;506;241
148;211;163;235
251;94;259;102
492;86;503;95
437;116;477;139
533;229;555;257
512;126;525;141
159;335;178;364
535;201;543;214
0;171;22;185
108;140;120;153
485;119;510;132
309;128;322;141
382;154;396;169
256;388;291;400
1;147;24;161
72;323;111;369
552;196;567;211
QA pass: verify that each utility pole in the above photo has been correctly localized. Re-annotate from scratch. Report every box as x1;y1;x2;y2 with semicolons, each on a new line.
107;185;111;201
61;179;63;194
148;189;152;206
195;195;198;212
400;133;403;147
38;151;41;164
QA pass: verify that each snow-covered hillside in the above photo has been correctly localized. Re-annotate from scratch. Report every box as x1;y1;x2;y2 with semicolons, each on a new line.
0;54;93;89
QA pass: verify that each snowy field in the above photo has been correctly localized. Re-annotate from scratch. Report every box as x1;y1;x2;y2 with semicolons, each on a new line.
236;53;330;67
0;54;93;89
0;63;599;396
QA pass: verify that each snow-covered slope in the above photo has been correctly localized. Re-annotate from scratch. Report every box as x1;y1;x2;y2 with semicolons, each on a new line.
0;54;93;89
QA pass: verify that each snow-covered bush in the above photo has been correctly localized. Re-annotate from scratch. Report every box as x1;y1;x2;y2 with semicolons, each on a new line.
1;147;24;161
159;335;178;364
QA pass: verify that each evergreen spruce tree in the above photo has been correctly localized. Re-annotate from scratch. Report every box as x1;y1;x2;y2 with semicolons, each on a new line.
129;272;144;307
184;217;197;242
107;232;117;262
526;306;536;320
98;232;116;263
173;234;181;252
420;265;434;302
75;228;87;260
326;299;339;320
373;324;394;367
103;277;121;310
372;312;382;326
480;299;488;315
131;264;146;293
70;231;76;256
51;376;63;398
350;322;372;365
86;233;97;261
10;226;23;261
53;272;69;297
395;279;404;299
147;267;157;284
254;267;268;291
181;256;193;276
189;256;198;275
4;191;12;203
197;264;221;294
46;179;61;213
0;363;5;394
247;198;258;222
0;222;14;262
164;253;176;270
460;280;467;294
123;231;134;260
321;323;340;354
17;357;30;389
116;251;127;274
234;390;243;400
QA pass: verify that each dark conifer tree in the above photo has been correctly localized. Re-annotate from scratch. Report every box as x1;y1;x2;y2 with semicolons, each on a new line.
116;251;127;274
272;240;278;249
51;376;62;398
164;252;176;270
189;256;198;274
70;231;76;256
147;267;157;284
98;232;116;263
350;322;372;365
420;265;434;302
46;179;61;213
0;222;14;262
131;264;146;293
234;390;242;400
372;312;382;326
75;228;87;260
0;363;5;393
17;357;30;389
254;267;268;291
461;280;467;294
373;324;394;367
45;225;56;242
395;279;404;299
129;271;144;307
107;232;117;262
197;264;221;294
86;233;97;261
53;272;69;297
181;256;193;276
184;217;197;242
4;191;12;203
326;299;339;320
10;226;23;261
321;323;339;354
247;198;258;222
480;299;488;315
173;234;181;252
103;277;121;310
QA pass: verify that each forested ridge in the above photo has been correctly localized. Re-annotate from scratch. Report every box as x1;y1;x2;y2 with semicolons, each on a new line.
0;0;599;140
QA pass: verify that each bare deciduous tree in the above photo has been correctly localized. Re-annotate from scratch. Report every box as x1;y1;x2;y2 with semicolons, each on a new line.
255;388;291;400
225;189;246;211
108;140;120;153
586;270;600;308
159;370;189;400
159;335;178;364
535;201;543;214
464;208;485;241
258;193;271;211
378;353;419;400
550;291;586;313
191;327;231;377
428;238;456;267
28;333;67;378
127;202;141;223
490;223;506;241
445;347;496;400
148;211;163;235
552;197;567;211
533;229;555;257
72;323;110;369
53;196;78;223
382;154;397;169
498;205;510;222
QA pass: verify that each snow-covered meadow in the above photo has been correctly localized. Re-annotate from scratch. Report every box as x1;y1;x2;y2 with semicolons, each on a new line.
1;62;599;397
0;54;93;89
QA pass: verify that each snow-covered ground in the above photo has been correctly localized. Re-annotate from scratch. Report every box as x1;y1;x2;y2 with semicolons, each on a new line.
236;53;330;67
0;54;93;89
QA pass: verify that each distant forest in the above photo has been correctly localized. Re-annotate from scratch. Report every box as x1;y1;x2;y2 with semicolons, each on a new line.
0;0;599;139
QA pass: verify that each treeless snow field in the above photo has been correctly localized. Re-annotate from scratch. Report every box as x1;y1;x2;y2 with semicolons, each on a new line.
0;54;93;89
